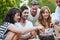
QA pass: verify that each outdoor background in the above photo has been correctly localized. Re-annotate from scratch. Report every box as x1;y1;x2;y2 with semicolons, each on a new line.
0;0;56;24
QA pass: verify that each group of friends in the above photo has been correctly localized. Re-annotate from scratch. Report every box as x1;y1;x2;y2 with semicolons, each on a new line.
0;0;60;40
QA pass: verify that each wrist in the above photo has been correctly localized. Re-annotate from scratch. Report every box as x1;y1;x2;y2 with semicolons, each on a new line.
34;27;38;30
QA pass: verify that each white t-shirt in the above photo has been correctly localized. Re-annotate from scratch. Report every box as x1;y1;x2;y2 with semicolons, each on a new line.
55;6;60;14
51;6;60;25
15;20;33;37
27;8;40;26
55;6;60;22
51;13;60;23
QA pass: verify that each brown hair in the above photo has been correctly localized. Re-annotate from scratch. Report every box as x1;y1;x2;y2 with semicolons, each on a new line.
38;6;51;28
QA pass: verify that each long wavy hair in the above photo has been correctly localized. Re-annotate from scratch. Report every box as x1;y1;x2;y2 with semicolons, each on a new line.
3;7;21;24
38;6;51;28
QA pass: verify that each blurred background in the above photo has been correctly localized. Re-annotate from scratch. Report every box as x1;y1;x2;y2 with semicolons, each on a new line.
0;0;56;24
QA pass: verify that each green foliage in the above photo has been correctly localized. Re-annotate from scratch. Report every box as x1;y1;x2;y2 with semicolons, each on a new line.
0;0;56;24
39;0;56;13
29;0;56;13
0;0;20;24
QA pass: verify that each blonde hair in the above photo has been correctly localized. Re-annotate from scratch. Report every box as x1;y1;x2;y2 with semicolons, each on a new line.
38;6;51;28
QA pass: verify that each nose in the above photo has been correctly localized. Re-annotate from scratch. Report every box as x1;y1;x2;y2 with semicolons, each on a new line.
33;10;37;12
26;13;28;16
44;13;47;15
57;2;60;5
18;16;20;19
57;2;59;4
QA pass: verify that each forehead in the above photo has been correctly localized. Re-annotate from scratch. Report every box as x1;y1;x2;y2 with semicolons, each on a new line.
42;9;49;13
31;5;38;6
44;9;48;12
31;7;38;10
23;9;28;12
56;0;60;2
15;12;20;15
42;8;48;12
31;5;38;8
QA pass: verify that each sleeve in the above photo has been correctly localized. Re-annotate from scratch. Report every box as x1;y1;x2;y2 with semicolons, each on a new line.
55;6;60;14
51;13;59;23
0;22;10;39
29;22;33;28
14;23;19;27
55;7;58;13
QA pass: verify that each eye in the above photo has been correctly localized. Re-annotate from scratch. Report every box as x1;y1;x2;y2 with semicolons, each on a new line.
24;12;28;14
59;1;60;3
46;12;49;13
17;13;20;16
56;1;58;3
42;13;44;14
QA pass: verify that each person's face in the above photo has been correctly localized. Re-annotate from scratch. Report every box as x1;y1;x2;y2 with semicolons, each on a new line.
22;9;28;20
56;0;60;7
13;13;20;22
42;9;49;19
31;5;39;15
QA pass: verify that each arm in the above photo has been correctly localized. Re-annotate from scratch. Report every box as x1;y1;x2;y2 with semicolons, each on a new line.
19;35;31;39
58;29;60;33
53;25;59;37
8;24;38;34
29;31;36;38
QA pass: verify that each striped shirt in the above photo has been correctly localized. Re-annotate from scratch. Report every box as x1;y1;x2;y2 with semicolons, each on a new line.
0;22;10;40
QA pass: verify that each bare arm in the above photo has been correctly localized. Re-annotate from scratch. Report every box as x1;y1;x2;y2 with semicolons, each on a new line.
8;24;38;34
53;25;59;37
30;31;36;38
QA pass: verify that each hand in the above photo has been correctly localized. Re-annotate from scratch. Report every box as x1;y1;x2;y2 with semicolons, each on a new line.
37;26;45;32
54;20;59;25
29;31;36;39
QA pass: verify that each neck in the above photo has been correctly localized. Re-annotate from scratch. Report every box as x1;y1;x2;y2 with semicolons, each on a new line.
31;13;36;17
20;18;26;23
43;19;49;28
43;19;47;22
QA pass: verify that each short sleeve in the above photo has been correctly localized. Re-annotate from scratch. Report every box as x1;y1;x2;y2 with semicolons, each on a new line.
0;22;10;39
28;21;33;28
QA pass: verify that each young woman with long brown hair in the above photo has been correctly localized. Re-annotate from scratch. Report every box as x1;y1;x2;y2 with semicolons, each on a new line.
36;6;59;40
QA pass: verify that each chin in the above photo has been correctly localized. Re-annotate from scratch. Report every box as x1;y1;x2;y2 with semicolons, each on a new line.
23;18;27;20
44;17;48;19
24;17;27;20
57;5;60;7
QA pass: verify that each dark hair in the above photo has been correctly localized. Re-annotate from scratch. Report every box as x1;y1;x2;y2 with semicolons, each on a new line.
31;0;39;5
20;6;28;13
3;7;21;24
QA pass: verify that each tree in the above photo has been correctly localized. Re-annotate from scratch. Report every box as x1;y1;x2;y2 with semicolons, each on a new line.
0;0;20;24
0;0;56;24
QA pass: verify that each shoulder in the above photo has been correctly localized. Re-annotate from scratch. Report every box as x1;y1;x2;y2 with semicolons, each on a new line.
35;21;43;27
55;6;60;12
15;22;20;25
14;22;21;27
0;22;11;33
51;13;55;16
55;6;59;10
26;20;32;24
56;6;60;9
26;20;33;27
38;8;40;11
1;22;11;28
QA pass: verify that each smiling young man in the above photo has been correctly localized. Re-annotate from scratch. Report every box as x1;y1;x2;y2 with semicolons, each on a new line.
27;0;40;26
15;6;36;40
